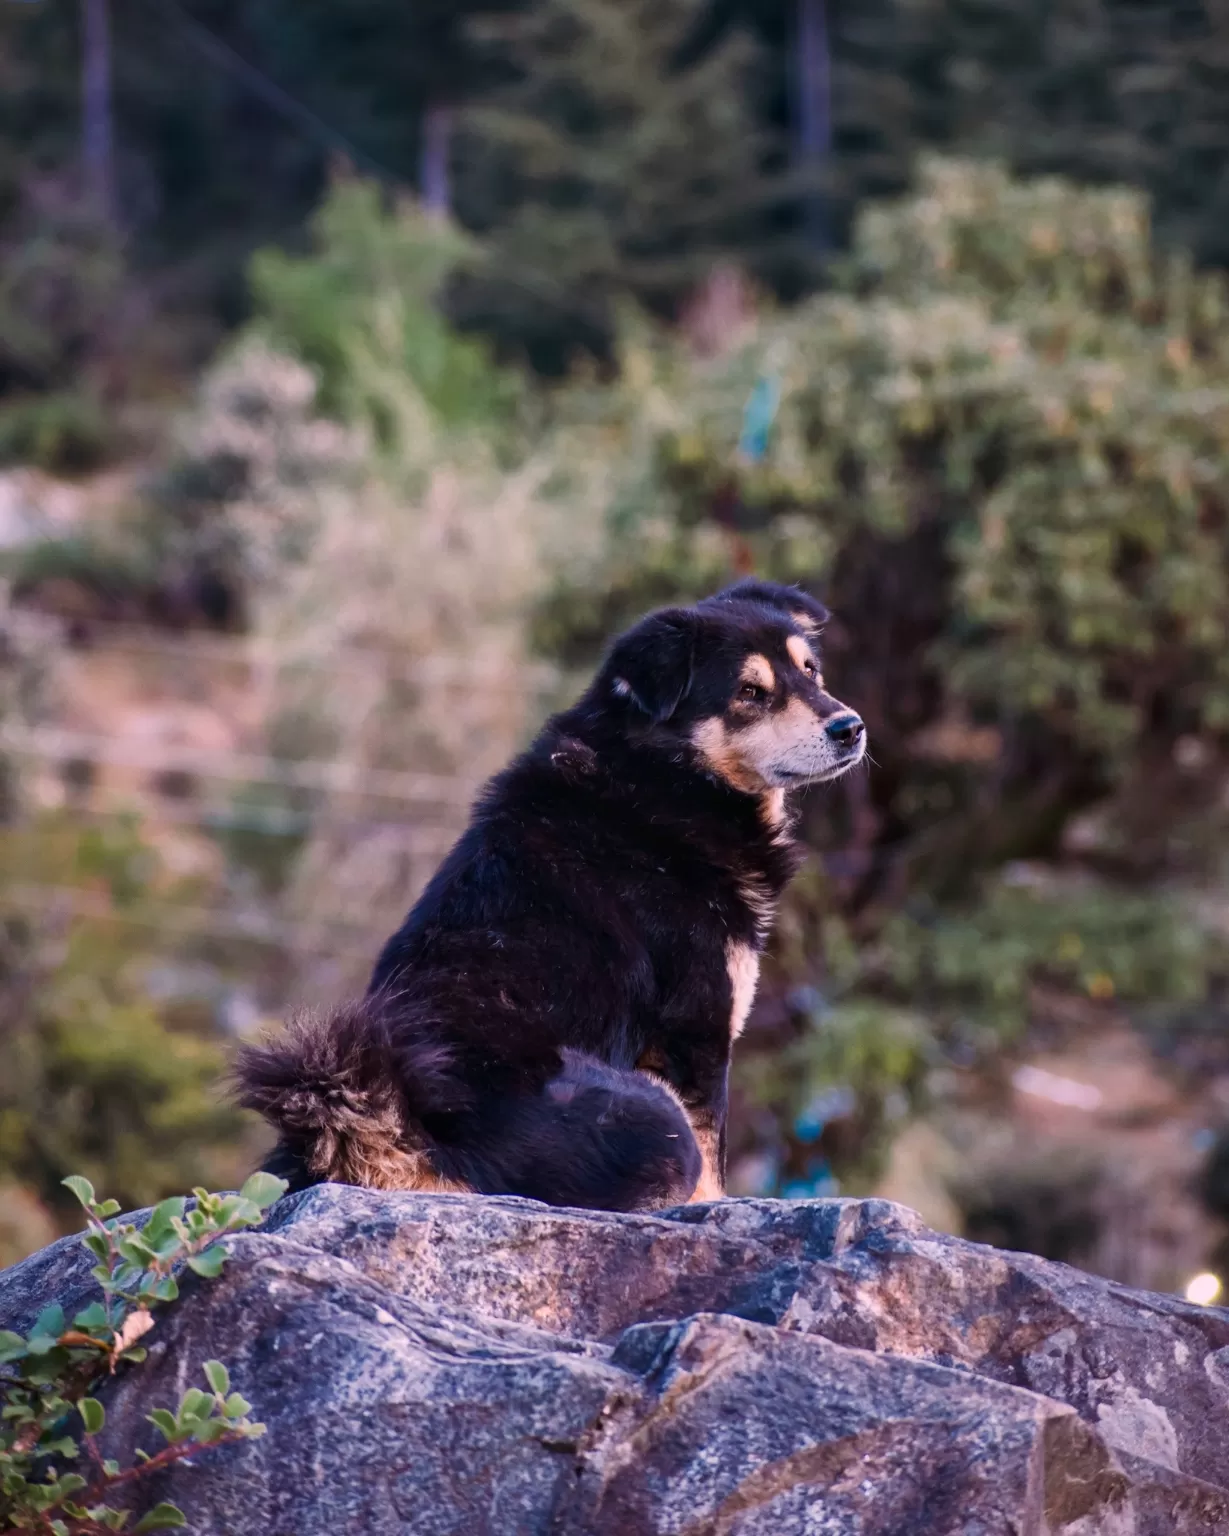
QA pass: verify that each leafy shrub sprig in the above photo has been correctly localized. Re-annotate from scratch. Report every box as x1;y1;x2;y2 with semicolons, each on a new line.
0;1171;286;1534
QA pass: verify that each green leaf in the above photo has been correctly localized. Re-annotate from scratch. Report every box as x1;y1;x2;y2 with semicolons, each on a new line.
192;1418;232;1444
203;1360;229;1396
239;1172;289;1210
186;1245;226;1279
146;1409;178;1442
79;1398;106;1434
25;1347;71;1380
84;1232;111;1261
177;1388;210;1422
96;1199;121;1219
72;1301;110;1331
133;1503;188;1531
31;1304;65;1340
149;1274;179;1303
62;1175;96;1209
144;1198;187;1240
215;1195;244;1224
117;1235;157;1267
223;1392;252;1419
0;1328;26;1361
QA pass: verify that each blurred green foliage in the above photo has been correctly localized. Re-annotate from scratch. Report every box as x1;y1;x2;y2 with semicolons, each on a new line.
250;177;524;438
0;187;129;473
539;159;1229;869
0;817;246;1228
6;154;1229;1231
739;862;1228;1193
531;159;1229;1189
4;0;1229;393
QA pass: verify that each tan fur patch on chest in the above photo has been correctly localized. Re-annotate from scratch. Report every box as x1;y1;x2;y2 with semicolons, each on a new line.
760;788;787;832
726;939;761;1041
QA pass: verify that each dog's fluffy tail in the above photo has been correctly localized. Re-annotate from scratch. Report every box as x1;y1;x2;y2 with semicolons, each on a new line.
234;993;465;1193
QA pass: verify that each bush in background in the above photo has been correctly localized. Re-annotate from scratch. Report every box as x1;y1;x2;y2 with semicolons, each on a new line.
0;816;249;1250
157;185;564;1002
249;176;524;441
0;177;152;475
532;158;1229;1189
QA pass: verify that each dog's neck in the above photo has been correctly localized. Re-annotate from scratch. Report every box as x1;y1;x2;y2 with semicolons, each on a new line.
538;712;803;901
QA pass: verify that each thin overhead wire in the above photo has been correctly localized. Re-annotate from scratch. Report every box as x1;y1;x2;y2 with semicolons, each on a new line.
33;794;460;853
56;622;562;688
4;880;376;957
0;724;480;805
137;0;403;185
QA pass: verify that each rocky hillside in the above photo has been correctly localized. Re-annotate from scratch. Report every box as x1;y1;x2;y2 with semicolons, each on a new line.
3;1187;1229;1533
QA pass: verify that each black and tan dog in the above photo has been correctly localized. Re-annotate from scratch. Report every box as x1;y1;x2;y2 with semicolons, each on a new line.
237;580;866;1211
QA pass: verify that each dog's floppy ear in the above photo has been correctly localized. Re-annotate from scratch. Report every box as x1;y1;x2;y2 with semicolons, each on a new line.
604;609;697;723
709;579;830;634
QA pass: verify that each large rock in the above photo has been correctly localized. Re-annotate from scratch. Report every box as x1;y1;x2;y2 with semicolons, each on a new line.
4;1187;1229;1533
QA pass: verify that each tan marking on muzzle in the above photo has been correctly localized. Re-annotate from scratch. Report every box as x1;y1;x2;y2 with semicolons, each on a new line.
693;697;830;792
736;696;828;777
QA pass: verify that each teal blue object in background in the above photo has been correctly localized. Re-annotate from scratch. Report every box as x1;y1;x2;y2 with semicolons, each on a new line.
737;373;781;464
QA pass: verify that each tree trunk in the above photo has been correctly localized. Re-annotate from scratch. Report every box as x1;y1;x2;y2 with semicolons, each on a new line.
420;103;452;220
795;0;830;252
81;0;115;221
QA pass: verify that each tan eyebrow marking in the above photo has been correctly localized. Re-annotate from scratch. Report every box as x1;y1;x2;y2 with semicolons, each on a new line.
739;654;776;691
789;608;822;636
786;635;821;681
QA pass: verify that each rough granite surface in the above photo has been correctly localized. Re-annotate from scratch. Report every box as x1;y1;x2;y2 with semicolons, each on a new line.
4;1187;1229;1534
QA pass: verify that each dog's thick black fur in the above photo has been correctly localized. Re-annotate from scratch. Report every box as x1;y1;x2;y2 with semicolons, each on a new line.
237;580;866;1211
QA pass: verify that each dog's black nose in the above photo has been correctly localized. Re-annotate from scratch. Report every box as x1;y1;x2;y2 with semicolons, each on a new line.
825;713;865;749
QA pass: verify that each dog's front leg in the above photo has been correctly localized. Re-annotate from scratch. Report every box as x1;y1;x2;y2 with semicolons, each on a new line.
686;1100;727;1203
640;980;733;1203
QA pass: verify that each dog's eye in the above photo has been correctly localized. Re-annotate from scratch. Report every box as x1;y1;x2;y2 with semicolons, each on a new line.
803;660;817;679
738;683;767;704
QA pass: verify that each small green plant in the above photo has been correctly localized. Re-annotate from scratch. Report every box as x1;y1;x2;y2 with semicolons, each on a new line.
0;1170;286;1533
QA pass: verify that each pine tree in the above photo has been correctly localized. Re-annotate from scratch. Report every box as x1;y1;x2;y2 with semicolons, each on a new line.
453;0;804;370
822;0;1229;269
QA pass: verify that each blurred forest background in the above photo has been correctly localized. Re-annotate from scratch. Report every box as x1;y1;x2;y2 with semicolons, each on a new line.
3;0;1229;1299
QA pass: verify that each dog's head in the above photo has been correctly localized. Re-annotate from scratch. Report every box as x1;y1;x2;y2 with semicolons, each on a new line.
598;580;866;792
